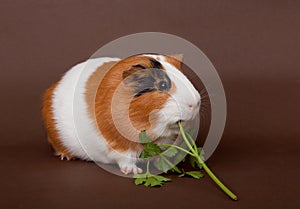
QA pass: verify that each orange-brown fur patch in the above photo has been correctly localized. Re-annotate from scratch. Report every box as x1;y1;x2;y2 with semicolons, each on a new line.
129;91;169;131
42;82;73;159
85;61;118;118
93;56;171;152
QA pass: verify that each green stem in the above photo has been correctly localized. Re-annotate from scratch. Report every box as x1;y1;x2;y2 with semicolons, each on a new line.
146;159;150;175
178;121;238;201
159;144;194;155
186;132;198;154
197;156;238;200
160;155;177;170
178;122;195;154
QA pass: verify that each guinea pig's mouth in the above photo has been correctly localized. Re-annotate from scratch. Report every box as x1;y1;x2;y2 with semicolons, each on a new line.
166;120;186;131
168;120;185;130
175;120;185;125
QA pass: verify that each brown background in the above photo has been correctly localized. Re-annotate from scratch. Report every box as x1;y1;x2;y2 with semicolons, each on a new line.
1;0;300;209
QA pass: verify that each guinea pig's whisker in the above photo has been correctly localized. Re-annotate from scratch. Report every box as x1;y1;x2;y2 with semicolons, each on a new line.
200;94;210;99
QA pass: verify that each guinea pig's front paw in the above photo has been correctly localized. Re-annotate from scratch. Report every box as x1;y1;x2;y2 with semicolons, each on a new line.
120;164;143;175
55;151;74;161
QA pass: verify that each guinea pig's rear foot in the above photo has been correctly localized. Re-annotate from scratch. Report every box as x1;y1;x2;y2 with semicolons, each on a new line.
120;164;143;175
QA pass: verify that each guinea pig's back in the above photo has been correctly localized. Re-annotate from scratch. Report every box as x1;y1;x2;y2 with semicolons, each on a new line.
42;57;120;161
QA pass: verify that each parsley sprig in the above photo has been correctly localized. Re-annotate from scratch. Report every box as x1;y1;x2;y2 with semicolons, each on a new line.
134;121;238;201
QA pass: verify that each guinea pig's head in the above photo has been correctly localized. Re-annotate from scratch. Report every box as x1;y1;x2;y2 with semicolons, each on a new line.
116;54;200;139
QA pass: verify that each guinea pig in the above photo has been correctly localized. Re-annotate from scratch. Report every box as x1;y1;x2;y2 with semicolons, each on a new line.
42;54;201;174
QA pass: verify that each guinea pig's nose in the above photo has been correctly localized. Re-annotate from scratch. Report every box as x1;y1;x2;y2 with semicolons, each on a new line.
188;100;200;109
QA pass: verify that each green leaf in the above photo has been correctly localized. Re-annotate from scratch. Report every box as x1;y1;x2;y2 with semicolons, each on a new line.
197;147;205;159
134;164;171;187
162;147;178;157
172;141;190;162
140;142;163;158
185;171;204;179
143;175;170;187
133;173;147;179
157;157;181;173
144;176;163;187
170;165;181;174
156;156;170;173
190;155;202;169
189;147;205;169
139;151;146;158
153;175;171;182
156;154;181;174
134;177;147;185
178;170;204;179
178;173;185;177
186;127;195;136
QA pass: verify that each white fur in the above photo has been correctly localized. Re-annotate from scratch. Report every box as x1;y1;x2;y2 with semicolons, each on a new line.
53;57;124;162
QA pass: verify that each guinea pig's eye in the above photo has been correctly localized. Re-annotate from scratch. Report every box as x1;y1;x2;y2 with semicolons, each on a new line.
158;80;169;92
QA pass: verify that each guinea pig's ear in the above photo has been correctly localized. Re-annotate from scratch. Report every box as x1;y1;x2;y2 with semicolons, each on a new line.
166;54;183;71
169;54;183;62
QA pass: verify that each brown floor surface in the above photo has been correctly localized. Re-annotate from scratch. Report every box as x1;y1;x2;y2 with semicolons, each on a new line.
1;1;300;209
